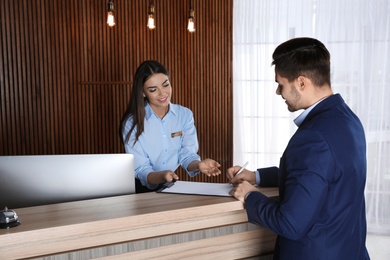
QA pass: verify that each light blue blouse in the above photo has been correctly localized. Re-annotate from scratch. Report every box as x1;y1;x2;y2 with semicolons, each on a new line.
123;102;201;189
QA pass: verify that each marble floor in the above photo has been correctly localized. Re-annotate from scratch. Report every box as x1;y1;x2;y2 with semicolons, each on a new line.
366;234;390;259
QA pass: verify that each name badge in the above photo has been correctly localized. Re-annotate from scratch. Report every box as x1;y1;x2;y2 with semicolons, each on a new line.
171;131;183;138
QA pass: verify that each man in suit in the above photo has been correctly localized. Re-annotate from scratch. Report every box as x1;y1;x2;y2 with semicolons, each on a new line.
228;37;370;259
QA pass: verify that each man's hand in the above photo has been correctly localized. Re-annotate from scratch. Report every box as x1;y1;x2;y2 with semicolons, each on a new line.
227;166;256;185
229;181;258;203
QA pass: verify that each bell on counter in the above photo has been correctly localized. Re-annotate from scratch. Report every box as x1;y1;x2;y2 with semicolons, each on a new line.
0;207;20;228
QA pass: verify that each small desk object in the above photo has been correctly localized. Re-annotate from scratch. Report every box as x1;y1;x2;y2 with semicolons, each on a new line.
0;188;278;260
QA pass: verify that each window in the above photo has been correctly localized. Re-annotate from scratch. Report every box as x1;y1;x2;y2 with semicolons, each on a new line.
233;0;390;234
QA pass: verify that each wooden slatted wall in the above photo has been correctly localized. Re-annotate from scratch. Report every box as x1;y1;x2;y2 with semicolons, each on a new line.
0;0;233;183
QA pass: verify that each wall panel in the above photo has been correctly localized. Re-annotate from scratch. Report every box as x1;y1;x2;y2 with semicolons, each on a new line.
0;0;233;183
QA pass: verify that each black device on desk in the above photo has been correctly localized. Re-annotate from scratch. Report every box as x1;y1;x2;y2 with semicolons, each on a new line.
0;207;20;229
0;154;135;209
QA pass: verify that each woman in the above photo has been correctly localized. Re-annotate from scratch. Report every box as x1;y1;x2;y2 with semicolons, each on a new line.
121;60;221;193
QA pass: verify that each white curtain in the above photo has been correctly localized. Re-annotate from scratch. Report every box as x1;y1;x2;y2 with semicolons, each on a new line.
233;0;390;234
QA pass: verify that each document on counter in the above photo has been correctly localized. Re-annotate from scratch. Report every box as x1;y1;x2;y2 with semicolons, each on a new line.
157;180;232;197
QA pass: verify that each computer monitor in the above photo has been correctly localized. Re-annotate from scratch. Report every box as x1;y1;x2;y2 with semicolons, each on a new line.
0;154;135;209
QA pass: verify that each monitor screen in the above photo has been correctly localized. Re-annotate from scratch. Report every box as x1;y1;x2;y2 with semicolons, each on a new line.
0;154;135;209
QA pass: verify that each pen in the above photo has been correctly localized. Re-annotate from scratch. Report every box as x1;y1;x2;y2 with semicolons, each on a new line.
235;161;249;176
229;161;249;185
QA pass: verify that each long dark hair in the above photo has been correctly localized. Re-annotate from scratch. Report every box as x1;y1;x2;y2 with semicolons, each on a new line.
120;60;169;145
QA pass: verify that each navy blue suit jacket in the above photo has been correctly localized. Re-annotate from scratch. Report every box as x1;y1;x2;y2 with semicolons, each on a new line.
245;94;370;259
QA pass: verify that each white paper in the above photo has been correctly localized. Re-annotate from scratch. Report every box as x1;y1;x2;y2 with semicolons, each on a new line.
159;181;232;197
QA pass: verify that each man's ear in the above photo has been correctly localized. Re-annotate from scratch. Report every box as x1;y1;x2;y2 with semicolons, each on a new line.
297;76;311;91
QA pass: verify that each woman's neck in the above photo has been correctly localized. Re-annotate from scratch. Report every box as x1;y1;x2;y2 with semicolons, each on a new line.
152;105;169;119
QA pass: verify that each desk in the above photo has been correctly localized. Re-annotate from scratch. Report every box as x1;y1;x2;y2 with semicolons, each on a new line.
0;188;278;260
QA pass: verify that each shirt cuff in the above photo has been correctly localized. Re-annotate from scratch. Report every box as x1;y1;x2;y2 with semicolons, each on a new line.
136;170;159;190
244;191;253;202
182;156;201;176
255;170;261;185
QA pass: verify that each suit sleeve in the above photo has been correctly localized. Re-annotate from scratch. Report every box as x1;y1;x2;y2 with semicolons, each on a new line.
258;166;279;187
245;129;334;241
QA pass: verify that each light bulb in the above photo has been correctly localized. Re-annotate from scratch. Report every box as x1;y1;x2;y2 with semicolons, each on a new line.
107;0;115;27
147;14;155;29
147;4;155;30
187;18;195;32
187;10;195;32
107;12;115;27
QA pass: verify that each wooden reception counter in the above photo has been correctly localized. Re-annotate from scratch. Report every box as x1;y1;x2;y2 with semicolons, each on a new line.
0;188;278;260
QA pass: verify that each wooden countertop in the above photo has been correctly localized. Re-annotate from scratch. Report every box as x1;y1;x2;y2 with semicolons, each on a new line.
0;187;278;259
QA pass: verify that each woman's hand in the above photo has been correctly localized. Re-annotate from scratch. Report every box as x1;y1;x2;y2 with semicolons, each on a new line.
198;159;221;177
147;170;179;184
